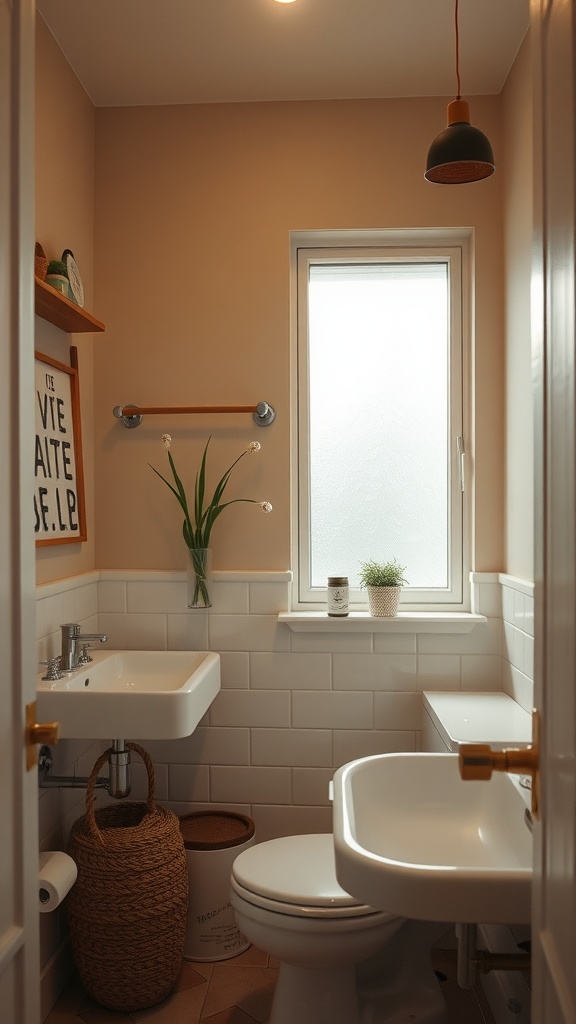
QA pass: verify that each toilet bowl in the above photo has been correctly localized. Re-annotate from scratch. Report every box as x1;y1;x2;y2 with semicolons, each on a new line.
230;833;447;1024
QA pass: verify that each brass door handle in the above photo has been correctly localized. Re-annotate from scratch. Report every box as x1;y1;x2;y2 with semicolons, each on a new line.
26;701;59;770
459;710;540;818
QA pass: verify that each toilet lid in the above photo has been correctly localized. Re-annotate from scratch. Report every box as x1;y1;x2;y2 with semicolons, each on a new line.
232;833;372;911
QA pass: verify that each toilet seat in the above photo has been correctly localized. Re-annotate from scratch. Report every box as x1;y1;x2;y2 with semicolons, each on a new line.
231;876;385;919
231;834;395;921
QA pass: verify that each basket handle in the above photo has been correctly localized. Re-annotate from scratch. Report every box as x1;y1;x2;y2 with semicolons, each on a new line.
85;741;157;843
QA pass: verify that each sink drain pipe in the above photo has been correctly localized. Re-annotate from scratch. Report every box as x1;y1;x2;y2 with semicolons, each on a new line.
38;740;132;799
456;924;531;988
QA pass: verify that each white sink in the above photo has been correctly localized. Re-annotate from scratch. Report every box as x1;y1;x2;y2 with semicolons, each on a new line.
37;649;220;740
333;753;532;924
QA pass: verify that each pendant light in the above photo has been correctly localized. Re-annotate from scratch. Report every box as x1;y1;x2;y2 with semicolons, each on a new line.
425;0;495;184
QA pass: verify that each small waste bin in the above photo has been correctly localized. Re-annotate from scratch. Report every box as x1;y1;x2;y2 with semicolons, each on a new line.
179;811;255;962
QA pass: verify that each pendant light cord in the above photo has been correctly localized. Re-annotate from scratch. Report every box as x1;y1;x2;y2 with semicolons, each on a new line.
454;0;461;100
425;0;495;181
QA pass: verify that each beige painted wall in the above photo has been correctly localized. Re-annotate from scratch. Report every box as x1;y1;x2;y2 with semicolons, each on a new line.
502;32;534;581
93;96;505;573
35;16;96;583
34;20;508;581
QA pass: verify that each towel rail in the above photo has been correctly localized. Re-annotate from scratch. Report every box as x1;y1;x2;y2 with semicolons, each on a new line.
112;401;276;429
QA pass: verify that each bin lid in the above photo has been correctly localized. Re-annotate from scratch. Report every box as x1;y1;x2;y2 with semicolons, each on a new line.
179;811;255;850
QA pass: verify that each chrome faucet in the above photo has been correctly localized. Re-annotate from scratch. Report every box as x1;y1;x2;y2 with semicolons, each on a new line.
60;622;108;671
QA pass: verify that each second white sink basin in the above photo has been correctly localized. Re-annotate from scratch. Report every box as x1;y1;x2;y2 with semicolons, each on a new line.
37;649;220;740
333;753;532;924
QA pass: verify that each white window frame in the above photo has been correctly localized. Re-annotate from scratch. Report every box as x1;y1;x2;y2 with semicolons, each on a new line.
290;228;472;612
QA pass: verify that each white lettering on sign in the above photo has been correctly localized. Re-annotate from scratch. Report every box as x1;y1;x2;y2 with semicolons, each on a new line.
34;352;86;544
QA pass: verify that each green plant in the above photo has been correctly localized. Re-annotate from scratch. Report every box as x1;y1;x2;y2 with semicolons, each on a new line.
46;259;68;277
151;435;272;606
151;435;272;540
358;558;408;589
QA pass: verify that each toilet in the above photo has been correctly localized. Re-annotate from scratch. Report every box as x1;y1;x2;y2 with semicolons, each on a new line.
230;692;532;1023
230;832;448;1024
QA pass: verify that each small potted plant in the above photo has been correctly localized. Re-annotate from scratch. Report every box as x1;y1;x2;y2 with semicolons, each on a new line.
358;558;408;617
45;259;70;297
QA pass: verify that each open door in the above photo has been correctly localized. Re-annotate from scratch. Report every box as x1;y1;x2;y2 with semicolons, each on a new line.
0;1;42;1021
531;0;576;1020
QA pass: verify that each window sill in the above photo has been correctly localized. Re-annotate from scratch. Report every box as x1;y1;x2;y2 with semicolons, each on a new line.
278;612;486;633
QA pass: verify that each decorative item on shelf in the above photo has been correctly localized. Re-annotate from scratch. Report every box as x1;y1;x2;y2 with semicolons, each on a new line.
358;558;408;617
34;242;48;280
45;259;70;297
62;248;84;306
150;434;273;609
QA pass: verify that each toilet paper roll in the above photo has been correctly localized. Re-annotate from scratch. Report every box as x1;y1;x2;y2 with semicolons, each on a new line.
39;851;77;913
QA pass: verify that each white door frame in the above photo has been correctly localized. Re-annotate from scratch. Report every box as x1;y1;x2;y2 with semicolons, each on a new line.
0;1;41;1021
531;0;576;1020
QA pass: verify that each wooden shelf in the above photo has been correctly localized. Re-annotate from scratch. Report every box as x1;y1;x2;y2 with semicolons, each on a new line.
35;276;105;334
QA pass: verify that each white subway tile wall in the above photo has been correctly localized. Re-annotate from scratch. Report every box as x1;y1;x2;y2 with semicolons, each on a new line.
499;574;535;714
35;571;538;838
36;572;104;1014
35;571;535;839
35;569;533;998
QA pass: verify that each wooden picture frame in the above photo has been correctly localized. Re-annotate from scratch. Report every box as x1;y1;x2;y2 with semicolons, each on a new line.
34;347;87;545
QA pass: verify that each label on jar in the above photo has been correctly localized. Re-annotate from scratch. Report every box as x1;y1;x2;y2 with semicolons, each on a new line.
327;577;349;616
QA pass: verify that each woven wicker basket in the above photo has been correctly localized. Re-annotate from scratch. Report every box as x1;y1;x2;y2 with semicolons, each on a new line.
367;585;402;616
34;242;48;280
66;742;187;1012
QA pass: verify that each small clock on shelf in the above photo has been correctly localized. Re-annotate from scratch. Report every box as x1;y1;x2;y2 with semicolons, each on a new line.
62;249;84;307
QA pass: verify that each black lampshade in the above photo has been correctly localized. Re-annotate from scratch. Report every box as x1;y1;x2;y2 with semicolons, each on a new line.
425;99;495;184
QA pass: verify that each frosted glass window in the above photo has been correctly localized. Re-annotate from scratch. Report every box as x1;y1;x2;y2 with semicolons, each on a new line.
294;237;467;609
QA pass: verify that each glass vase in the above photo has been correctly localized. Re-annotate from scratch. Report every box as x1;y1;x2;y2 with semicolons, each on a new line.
187;548;212;609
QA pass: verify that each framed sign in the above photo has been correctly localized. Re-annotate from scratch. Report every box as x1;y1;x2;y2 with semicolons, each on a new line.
34;348;86;545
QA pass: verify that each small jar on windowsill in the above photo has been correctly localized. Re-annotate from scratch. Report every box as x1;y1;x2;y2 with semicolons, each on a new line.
327;576;349;617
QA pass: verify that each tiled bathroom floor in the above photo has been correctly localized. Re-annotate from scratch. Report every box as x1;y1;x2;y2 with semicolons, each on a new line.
44;945;497;1024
